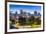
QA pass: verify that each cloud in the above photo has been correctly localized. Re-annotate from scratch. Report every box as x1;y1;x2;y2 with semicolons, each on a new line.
10;9;41;14
30;12;34;14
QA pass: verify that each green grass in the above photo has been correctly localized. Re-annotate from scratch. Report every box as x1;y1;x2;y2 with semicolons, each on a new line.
9;20;41;28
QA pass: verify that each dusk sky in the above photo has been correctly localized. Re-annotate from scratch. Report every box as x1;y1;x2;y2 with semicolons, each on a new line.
9;4;41;14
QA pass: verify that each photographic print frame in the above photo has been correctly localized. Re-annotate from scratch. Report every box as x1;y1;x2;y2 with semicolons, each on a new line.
5;1;44;33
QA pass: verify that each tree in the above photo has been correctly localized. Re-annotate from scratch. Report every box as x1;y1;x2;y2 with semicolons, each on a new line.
36;17;41;25
18;16;26;25
27;16;35;26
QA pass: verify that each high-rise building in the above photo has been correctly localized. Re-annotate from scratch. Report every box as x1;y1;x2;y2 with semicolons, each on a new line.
20;10;23;14
15;11;17;15
28;12;31;16
34;11;37;15
38;13;41;16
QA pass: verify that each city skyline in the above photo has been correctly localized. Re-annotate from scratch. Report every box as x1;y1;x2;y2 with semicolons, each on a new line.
9;4;41;14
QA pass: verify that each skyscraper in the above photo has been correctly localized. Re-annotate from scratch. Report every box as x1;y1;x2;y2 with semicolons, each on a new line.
15;11;17;15
20;10;23;14
34;11;37;15
34;11;37;16
38;12;41;16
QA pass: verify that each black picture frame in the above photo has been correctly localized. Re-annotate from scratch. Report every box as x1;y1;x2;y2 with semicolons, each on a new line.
5;1;44;34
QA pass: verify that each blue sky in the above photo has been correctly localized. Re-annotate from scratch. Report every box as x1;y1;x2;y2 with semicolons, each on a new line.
9;4;41;14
